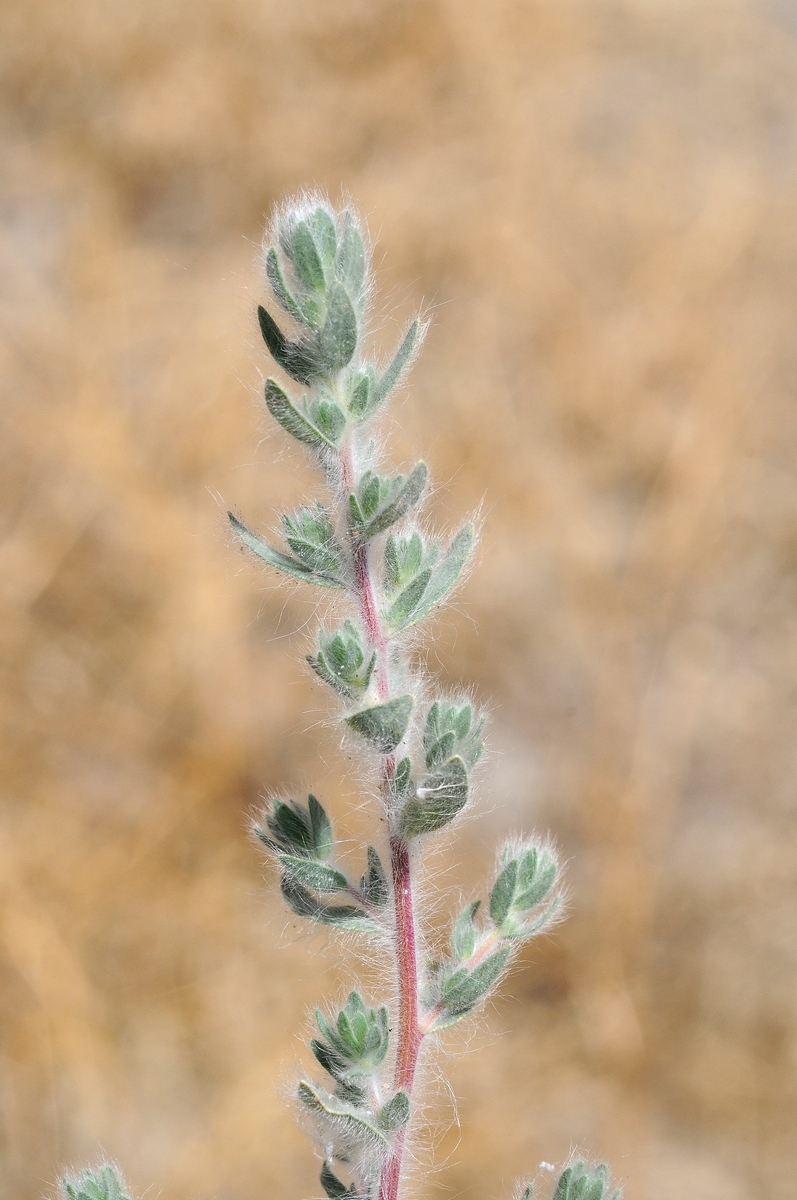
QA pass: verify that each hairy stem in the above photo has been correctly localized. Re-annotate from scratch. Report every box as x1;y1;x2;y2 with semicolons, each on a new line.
339;438;422;1200
380;836;423;1200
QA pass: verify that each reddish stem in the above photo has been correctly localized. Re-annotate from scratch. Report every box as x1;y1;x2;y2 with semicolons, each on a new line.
378;836;423;1200
339;441;422;1200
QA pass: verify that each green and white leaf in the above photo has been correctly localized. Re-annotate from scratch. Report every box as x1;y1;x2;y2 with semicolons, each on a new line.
346;694;414;754
279;855;349;893
400;755;469;838
63;1167;131;1200
378;1091;410;1132
297;1082;389;1149
389;524;474;631
264;377;342;448
349;462;428;541
280;876;379;931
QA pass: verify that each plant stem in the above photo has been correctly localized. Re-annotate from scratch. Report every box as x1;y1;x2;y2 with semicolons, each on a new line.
339;439;423;1200
379;835;423;1200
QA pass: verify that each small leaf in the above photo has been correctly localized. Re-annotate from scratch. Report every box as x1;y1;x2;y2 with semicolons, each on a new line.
355;462;428;541
320;1163;357;1200
282;504;348;580
334;209;367;297
290;220;326;291
308;621;375;701
391;524;474;630
348;367;375;417
369;321;419;412
230;512;346;588
440;945;510;1013
383;568;432;630
490;859;518;927
361;846;389;907
266;246;303;324
400;755;469;838
320;282;358;371
258;307;322;385
280;876;378;931
256;795;335;861
264;376;339;448
297;1081;388;1148
390;756;414;802
452;899;480;961
279;855;348;893
346;694;414;754
309;794;334;860
310;207;337;269
551;1161;614;1200
384;530;426;590
62;1168;132;1200
378;1090;410;1132
311;1037;349;1083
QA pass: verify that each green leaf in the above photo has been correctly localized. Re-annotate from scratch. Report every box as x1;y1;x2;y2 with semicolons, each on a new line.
334;209;367;298
310;207;337;270
351;462;428;541
320;282;358;371
552;1162;613;1200
360;846;389;907
314;994;390;1077
308;794;334;860
384;531;426;590
297;1081;389;1148
264;376;340;448
400;755;469;838
62;1168;131;1200
290;220;327;292
346;694;414;754
390;756;414;802
370;321;419;412
391;524;474;630
258;307;322;385
266;246;304;324
255;795;334;859
307;396;347;444
378;1090;410;1132
452;899;480;961
311;1036;349;1083
279;855;348;893
229;512;346;589
440;945;510;1014
347;367;376;417
307;621;375;701
320;1163;358;1200
490;858;518;927
281;876;378;931
489;843;560;938
383;568;432;630
282;504;348;581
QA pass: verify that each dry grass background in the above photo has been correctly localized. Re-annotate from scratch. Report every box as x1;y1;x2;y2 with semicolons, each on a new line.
1;1;797;1198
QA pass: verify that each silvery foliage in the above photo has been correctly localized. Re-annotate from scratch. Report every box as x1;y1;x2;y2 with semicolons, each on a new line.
58;198;618;1200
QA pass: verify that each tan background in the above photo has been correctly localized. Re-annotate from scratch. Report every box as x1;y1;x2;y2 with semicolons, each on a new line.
2;2;796;1198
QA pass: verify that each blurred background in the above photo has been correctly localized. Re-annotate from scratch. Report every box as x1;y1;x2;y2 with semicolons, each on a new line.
2;1;797;1198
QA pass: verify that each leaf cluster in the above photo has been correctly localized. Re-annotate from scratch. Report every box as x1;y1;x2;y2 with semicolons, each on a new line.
63;1168;130;1200
551;1161;620;1200
229;504;348;588
382;525;474;633
253;796;388;931
419;837;561;1027
307;620;376;702
398;700;485;838
312;992;389;1093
